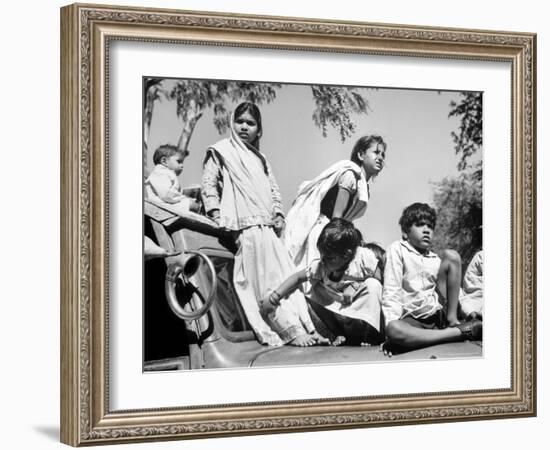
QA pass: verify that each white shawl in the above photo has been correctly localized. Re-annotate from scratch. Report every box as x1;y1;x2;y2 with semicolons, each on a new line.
284;160;370;262
207;126;274;231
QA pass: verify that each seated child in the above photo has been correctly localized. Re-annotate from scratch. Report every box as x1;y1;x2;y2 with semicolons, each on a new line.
460;250;483;320
145;144;199;214
363;242;386;283
382;203;482;355
261;218;385;346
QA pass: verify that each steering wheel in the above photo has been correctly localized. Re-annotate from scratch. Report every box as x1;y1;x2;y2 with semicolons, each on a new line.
164;251;218;321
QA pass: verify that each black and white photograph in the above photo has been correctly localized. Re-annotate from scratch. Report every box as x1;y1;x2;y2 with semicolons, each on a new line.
1;0;544;447
143;77;483;371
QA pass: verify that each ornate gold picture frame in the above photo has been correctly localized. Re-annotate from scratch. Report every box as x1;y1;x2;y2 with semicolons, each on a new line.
60;3;536;446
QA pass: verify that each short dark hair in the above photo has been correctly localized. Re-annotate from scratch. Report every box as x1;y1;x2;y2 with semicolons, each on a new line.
350;135;387;165
317;218;363;258
398;202;437;233
152;144;184;165
363;242;385;262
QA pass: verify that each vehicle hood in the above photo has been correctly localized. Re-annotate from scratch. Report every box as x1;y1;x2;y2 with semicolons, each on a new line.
250;342;482;367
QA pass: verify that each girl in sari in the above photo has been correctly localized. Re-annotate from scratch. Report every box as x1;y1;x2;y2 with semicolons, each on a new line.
201;102;326;346
284;135;387;270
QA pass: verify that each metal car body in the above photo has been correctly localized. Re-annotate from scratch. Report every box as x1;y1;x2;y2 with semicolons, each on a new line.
144;200;482;371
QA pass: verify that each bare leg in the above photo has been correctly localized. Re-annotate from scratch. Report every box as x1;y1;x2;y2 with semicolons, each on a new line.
436;249;462;326
386;319;462;350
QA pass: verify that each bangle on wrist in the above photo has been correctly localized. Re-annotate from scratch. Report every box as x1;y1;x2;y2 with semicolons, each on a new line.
269;291;281;306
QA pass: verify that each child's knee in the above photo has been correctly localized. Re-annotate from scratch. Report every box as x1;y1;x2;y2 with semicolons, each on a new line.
441;249;461;266
385;320;407;342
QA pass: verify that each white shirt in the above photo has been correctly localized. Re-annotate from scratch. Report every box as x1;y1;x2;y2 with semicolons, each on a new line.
460;250;483;316
305;247;382;331
145;164;186;204
306;247;379;299
382;239;442;323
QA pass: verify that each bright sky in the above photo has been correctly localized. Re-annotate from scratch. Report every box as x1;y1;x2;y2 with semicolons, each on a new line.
147;81;464;248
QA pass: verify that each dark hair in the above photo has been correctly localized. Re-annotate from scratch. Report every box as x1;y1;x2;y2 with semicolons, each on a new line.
233;102;268;173
317;218;363;258
152;144;184;165
234;102;262;135
350;135;387;165
363;242;385;263
398;202;437;233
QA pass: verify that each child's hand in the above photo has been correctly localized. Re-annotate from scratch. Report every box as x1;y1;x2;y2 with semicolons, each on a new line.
341;293;353;307
208;209;221;225
189;199;200;213
144;237;180;261
273;215;285;237
260;291;280;316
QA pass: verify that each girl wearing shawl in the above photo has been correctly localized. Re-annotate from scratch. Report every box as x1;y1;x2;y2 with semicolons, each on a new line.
284;135;387;270
201;102;326;347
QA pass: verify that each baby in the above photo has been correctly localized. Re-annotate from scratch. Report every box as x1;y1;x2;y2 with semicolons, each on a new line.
145;144;199;214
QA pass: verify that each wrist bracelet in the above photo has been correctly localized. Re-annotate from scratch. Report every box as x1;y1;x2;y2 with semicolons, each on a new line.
269;291;281;306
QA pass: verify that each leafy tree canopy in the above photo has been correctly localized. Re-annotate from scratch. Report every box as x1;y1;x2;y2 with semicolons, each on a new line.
170;80;281;137
311;85;370;142
449;92;482;171
144;79;371;157
431;91;483;266
431;170;482;266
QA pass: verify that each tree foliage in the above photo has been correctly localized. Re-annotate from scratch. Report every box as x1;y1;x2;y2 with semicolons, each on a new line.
311;85;370;142
169;80;281;153
144;78;166;135
431;91;483;266
431;171;482;266
143;78;169;174
144;78;372;164
449;92;482;171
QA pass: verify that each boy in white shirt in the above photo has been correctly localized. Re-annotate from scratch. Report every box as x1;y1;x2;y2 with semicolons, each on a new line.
382;203;482;355
460;250;483;320
145;144;199;214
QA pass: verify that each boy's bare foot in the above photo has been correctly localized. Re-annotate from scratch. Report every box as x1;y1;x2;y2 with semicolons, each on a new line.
332;335;346;346
379;340;392;357
379;339;407;357
289;333;317;347
310;331;331;345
